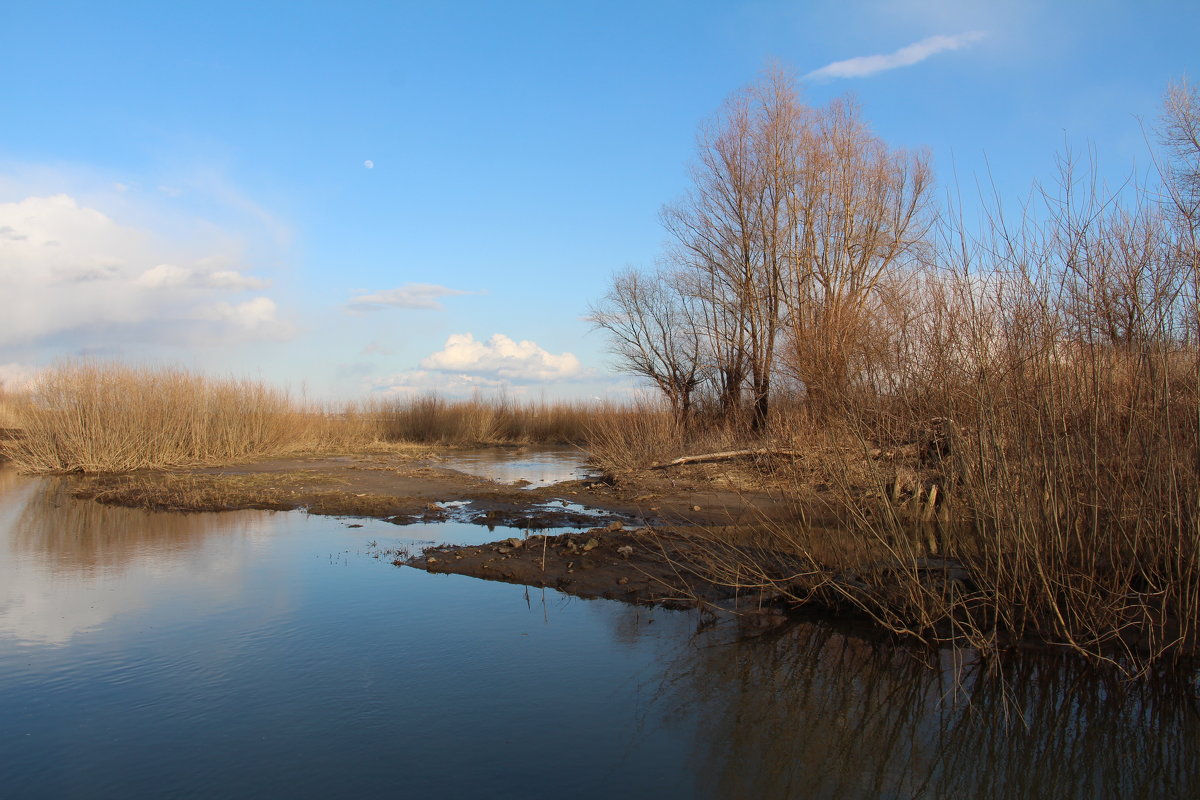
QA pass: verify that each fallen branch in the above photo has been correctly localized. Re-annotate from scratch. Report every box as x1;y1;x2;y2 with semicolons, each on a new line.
649;448;802;470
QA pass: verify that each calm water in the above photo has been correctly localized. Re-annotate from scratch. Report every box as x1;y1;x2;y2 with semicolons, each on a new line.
2;463;1199;799
433;446;596;488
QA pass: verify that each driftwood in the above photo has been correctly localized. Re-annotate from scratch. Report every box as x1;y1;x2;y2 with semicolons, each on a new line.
649;448;802;470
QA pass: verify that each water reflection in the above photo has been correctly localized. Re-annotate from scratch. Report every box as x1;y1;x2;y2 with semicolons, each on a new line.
435;446;594;487
1;468;277;645
3;463;1199;797
11;476;271;574
664;619;1200;799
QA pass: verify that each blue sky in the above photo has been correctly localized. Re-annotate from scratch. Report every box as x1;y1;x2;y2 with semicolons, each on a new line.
2;0;1197;401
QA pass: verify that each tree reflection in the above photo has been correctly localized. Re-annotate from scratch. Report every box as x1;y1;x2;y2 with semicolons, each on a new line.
660;618;1200;799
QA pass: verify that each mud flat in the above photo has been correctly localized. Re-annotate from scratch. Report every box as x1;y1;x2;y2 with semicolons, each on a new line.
56;448;815;615
408;525;773;611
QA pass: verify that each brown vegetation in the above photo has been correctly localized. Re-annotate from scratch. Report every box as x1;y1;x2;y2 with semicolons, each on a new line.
0;380;27;434
2;74;1197;673
0;363;630;472
587;73;1200;673
365;393;605;445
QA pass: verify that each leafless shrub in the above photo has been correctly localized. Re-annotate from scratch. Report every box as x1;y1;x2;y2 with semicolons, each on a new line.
607;78;1200;670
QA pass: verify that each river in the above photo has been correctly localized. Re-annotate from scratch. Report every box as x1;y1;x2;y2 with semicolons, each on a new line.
1;460;1198;798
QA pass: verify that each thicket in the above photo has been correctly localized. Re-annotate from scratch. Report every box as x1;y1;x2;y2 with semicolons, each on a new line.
590;72;1200;670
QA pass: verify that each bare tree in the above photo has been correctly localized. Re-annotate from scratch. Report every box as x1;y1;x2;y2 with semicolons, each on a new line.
601;69;930;429
662;67;801;431
1160;79;1200;226
784;96;934;411
1158;79;1200;349
587;268;707;429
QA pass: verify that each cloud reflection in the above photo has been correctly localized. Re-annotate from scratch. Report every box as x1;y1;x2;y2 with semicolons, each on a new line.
0;470;277;645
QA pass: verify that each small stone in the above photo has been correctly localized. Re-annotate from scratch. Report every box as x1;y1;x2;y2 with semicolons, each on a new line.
497;547;512;554
618;577;630;585
582;538;600;552
504;537;523;549
606;521;623;532
692;505;702;512
617;545;634;559
427;557;438;564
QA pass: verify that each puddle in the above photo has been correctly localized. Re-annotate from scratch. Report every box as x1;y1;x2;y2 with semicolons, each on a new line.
434;446;597;488
409;498;635;533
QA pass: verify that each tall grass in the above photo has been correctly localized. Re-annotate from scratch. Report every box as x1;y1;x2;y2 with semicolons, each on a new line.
0;363;639;472
0;381;27;432
3;363;327;472
365;393;606;446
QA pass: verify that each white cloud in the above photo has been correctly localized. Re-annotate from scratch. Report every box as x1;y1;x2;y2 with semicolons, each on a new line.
196;297;281;329
134;264;268;290
202;269;269;290
806;31;987;81
0;194;287;350
420;332;582;382
364;160;375;169
370;369;510;397
135;263;191;287
346;283;471;312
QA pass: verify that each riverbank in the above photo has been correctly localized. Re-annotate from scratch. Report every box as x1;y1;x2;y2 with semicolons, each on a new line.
54;446;828;616
22;441;1199;669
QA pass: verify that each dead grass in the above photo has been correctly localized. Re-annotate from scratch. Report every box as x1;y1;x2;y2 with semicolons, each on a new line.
363;394;610;446
0;382;28;433
2;364;331;472
0;363;634;472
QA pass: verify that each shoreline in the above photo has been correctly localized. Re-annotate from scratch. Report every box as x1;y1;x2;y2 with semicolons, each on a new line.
37;448;822;618
9;447;1192;667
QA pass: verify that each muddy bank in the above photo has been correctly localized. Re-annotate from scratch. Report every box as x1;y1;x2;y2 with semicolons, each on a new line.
57;448;817;616
50;447;970;626
65;449;800;529
407;524;786;613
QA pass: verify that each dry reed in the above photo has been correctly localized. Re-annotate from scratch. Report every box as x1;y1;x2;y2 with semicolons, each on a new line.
0;363;638;472
0;382;27;432
364;393;605;446
2;363;329;471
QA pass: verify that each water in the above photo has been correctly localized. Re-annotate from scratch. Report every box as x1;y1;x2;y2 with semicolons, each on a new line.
1;463;1199;798
433;445;596;488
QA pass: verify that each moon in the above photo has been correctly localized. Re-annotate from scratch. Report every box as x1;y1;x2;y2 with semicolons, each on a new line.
364;160;374;169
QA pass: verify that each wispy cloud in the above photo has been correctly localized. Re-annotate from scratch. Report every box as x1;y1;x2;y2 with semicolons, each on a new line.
806;31;987;81
346;283;471;312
